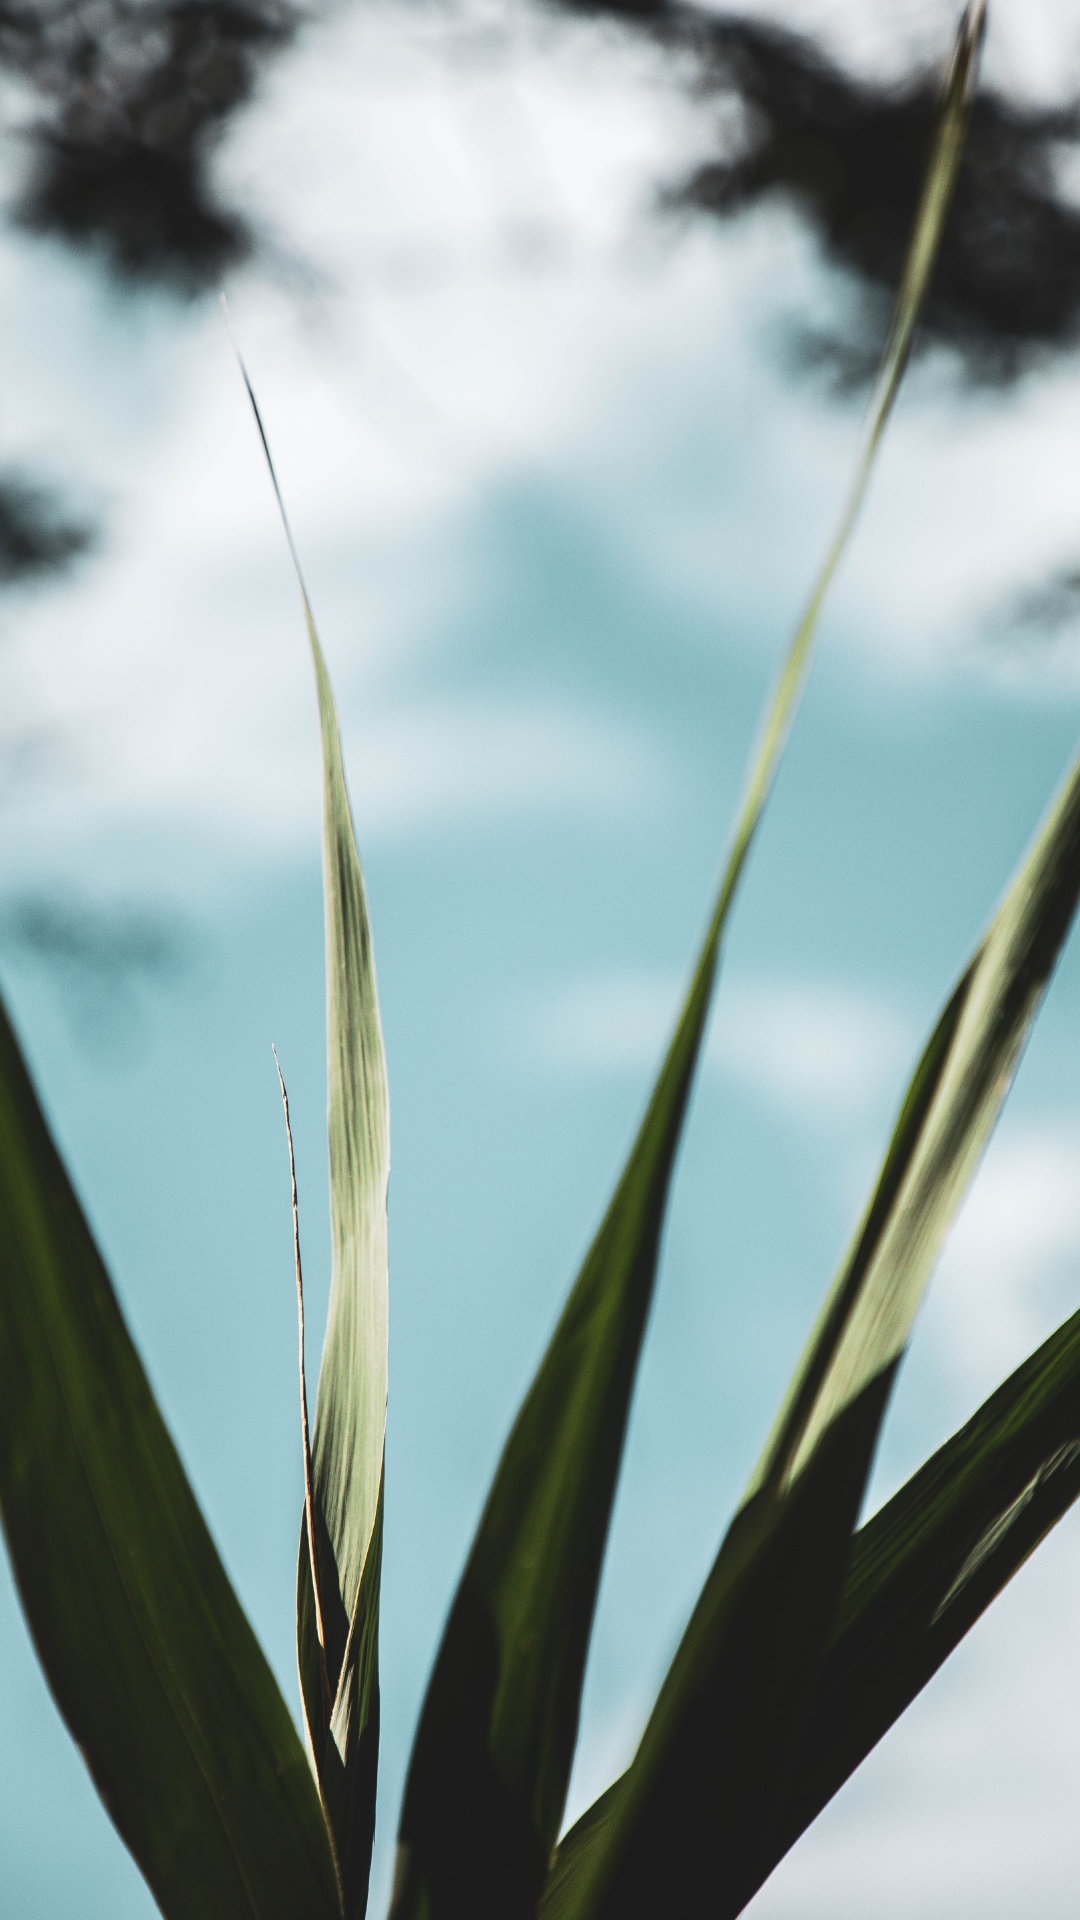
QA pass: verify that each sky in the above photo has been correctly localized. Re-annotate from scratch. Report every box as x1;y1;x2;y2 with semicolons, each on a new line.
5;0;1080;1914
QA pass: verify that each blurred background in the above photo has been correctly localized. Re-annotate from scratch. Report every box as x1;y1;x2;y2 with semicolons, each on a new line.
1;0;1080;1912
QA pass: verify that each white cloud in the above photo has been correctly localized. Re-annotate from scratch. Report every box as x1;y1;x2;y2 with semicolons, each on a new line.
342;697;658;835
2;0;1078;900
529;969;912;1123
920;1125;1080;1400
711;981;911;1122
531;970;675;1072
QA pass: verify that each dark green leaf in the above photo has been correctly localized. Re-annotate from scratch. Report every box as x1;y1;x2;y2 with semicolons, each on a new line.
298;1473;383;1920
0;994;340;1920
392;949;718;1920
547;648;1080;1920
391;13;983;1920
551;1296;1080;1914
769;1300;1080;1884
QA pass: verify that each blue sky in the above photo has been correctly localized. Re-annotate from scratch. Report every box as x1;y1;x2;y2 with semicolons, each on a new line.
4;1;1080;1914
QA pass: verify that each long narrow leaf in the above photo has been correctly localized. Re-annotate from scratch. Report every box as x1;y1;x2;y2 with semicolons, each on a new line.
0;997;341;1920
293;559;389;1920
391;15;982;1920
551;1297;1080;1912
546;507;1080;1920
232;338;389;1920
756;1296;1080;1879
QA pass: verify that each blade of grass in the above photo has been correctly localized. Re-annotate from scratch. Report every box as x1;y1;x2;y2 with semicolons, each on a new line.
229;314;389;1920
768;1299;1080;1881
546;528;1080;1920
547;1295;1080;1915
0;995;341;1920
391;13;984;1920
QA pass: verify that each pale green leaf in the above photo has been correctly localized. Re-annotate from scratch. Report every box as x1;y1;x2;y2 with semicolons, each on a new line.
231;342;389;1920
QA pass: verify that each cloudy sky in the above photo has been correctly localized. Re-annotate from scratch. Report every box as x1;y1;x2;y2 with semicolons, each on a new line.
5;0;1080;1914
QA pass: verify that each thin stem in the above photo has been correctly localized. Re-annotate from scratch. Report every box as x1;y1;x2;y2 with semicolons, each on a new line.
273;1045;332;1715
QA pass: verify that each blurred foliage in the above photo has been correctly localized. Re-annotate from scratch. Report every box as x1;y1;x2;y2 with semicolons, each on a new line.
0;469;95;581
0;891;190;1048
2;0;301;285
551;5;1080;383
0;1;1077;381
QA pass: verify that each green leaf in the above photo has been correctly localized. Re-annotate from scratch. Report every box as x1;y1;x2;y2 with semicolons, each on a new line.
545;459;1080;1920
229;338;390;1920
557;1297;1080;1917
768;1297;1080;1878
297;557;389;1920
0;994;340;1920
390;13;983;1920
541;1372;905;1920
306;615;389;1641
298;1473;384;1920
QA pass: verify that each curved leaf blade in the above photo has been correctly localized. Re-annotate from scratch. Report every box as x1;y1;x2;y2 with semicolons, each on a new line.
547;603;1080;1920
392;955;716;1920
308;616;389;1629
230;339;389;1920
392;13;983;1919
769;1300;1080;1880
298;1474;384;1920
757;722;1080;1503
0;995;340;1920
548;1300;1080;1917
298;569;389;1920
